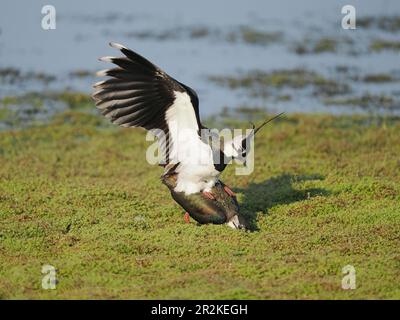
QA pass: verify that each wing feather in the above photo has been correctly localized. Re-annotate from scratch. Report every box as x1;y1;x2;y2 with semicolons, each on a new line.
93;43;203;166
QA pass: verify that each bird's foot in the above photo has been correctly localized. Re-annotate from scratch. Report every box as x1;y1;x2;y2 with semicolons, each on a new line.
223;185;236;197
202;191;215;200
184;212;190;223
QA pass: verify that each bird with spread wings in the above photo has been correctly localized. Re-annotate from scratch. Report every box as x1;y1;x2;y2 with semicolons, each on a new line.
93;42;283;228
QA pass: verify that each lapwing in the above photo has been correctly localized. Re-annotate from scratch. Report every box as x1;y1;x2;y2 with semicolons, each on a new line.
93;42;283;228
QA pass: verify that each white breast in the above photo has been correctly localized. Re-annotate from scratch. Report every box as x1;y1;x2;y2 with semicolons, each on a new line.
166;91;219;195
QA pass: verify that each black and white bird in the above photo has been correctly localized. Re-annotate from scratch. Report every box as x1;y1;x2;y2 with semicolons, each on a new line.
93;42;281;203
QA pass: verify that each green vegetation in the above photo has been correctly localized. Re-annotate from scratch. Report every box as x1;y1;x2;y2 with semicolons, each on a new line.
0;68;55;84
0;91;92;109
363;74;395;83
125;26;281;46
127;29;180;41
53;91;93;110
313;38;337;53
209;69;350;97
125;26;213;41
370;40;400;52
0;105;399;299
0;90;93;109
1;93;44;110
226;27;282;46
295;38;338;54
206;106;270;124
324;94;399;111
358;15;400;32
0;91;93;128
189;27;210;39
69;70;94;78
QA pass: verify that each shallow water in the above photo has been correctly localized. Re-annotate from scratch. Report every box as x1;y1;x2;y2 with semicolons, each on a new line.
0;0;399;118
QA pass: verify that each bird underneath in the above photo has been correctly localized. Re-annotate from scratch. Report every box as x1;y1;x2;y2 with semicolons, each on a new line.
93;42;283;228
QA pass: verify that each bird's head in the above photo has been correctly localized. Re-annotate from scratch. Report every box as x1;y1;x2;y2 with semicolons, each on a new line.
223;133;250;161
223;112;285;163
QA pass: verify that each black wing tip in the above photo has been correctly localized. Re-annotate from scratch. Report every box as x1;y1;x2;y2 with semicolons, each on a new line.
108;42;159;73
109;42;135;58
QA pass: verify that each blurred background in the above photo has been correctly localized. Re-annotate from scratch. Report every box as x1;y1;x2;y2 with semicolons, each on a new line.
0;0;399;129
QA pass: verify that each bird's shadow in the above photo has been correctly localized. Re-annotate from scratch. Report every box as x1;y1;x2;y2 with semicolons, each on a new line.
235;173;330;231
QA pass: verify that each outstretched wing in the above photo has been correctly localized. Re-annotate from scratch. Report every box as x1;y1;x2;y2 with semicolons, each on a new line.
92;42;203;166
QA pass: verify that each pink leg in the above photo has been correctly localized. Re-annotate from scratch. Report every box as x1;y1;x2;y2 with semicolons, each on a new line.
202;191;215;200
184;212;190;223
223;185;236;197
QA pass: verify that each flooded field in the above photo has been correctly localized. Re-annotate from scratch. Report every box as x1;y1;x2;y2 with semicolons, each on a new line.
0;0;399;128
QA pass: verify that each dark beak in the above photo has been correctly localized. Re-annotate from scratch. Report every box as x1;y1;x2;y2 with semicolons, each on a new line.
241;112;285;151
